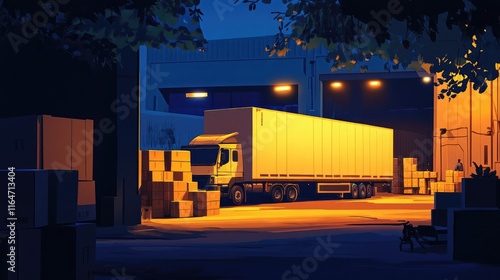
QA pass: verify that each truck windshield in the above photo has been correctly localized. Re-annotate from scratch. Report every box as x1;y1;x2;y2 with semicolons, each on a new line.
181;145;219;166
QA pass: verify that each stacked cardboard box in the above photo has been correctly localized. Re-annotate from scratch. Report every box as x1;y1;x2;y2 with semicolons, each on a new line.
401;158;439;195
189;190;221;217
392;158;402;194
429;170;463;194
170;200;194;218
0;115;96;279
141;149;221;219
403;158;418;194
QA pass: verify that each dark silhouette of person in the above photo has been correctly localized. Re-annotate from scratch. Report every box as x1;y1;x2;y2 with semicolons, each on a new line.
455;159;464;171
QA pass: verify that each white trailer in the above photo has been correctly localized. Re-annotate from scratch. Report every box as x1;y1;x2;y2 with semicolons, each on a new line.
182;107;393;205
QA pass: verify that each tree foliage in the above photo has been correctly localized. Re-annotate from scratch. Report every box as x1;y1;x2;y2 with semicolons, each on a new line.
0;0;206;67
237;0;500;99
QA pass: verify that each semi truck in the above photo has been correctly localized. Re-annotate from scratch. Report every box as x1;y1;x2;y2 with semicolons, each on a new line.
181;107;393;205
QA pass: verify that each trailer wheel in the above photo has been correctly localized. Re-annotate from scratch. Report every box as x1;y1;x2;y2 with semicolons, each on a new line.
358;183;367;199
271;185;284;203
350;183;359;199
231;185;245;205
285;185;299;202
366;184;373;198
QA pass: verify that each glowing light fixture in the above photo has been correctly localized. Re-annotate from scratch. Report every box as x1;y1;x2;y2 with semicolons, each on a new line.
274;85;292;92
186;92;208;98
368;80;381;87
331;82;343;88
422;77;432;83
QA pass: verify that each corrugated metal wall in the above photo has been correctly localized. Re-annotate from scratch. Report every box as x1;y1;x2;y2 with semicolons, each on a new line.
147;36;317;63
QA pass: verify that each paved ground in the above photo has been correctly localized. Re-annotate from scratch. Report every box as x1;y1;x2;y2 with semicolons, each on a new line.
94;194;500;280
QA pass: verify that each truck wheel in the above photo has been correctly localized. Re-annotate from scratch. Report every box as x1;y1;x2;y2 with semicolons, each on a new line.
231;185;244;205
366;184;373;198
271;186;284;203
350;183;359;199
358;183;367;199
285;185;299;202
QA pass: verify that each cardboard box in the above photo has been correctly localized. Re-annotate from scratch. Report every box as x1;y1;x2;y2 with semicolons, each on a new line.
453;172;464;183
77;180;95;205
429;171;438;179
403;188;416;194
164;171;174;181
455;182;462;192
447;208;500;263
461;178;498;208
431;209;447;227
142;150;165;162
0;116;93;180
151;182;164;200
403;179;413;187
403;158;417;165
165;181;188;192
173;171;192;181
165;150;190;162
194;200;219;210
47;170;78;225
170;200;194;218
77;204;96;222
41;223;96;280
437;182;445;192
423;171;430;179
71;119;86;181
173;191;189;201
6;229;43;280
144;161;165;172
194;209;220;217
163;203;171;217
411;179;419;188
84;120;93;180
411;164;417;172
434;192;462;209
152;199;164;210
413;171;422;179
143;171;165;182
43;116;72;173
403;164;412;172
430;182;437;194
403;171;413;178
444;183;455;192
446;176;454;183
0;170;49;230
187;182;198;191
446;170;454;177
192;190;220;203
418;179;427;194
166;161;191;172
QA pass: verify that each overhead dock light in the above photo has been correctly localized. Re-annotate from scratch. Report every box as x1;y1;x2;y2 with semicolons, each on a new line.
330;82;343;88
274;85;292;92
186;92;208;98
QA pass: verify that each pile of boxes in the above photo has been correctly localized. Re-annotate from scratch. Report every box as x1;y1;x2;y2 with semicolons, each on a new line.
141;150;220;219
429;170;464;194
392;158;402;194
401;158;438;195
0;115;96;280
0;115;96;221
